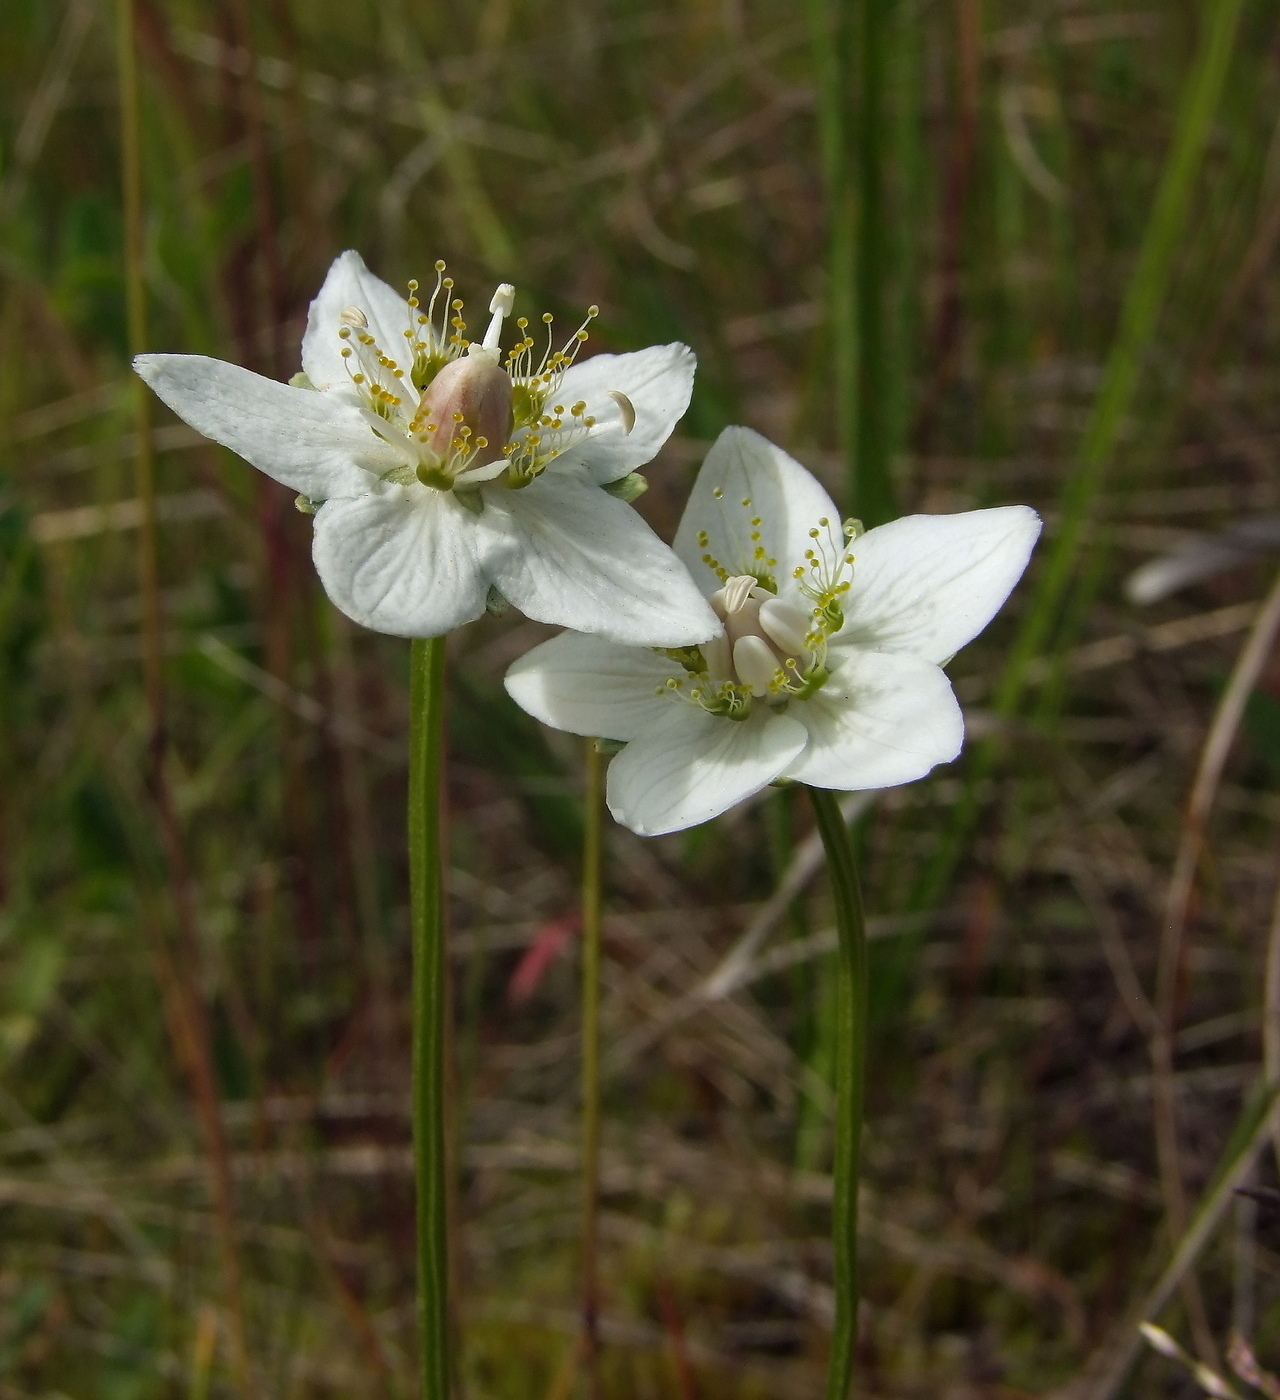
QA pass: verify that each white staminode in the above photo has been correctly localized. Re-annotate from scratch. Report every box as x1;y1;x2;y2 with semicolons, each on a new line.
505;426;1041;836
482;283;516;351
133;250;719;646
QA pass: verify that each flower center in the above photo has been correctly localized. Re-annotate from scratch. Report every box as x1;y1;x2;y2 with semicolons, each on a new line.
656;504;862;720
332;262;610;495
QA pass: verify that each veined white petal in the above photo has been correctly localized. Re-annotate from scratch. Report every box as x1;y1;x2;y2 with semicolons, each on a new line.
834;506;1041;664
302;250;417;391
484;474;719;646
673;427;840;592
312;484;509;638
134;353;394;500
607;706;807;836
549;343;695;485
785;649;964;790
504;632;676;741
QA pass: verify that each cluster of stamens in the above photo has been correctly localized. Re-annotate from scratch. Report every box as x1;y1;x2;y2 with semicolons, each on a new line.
332;260;607;492
502;309;600;486
657;494;860;720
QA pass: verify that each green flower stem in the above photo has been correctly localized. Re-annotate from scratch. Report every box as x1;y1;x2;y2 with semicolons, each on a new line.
409;636;450;1400
580;740;606;1399
807;787;868;1400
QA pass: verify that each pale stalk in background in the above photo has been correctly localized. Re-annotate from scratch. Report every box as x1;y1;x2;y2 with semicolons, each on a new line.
408;636;450;1400
1150;566;1280;1361
808;789;868;1400
581;741;606;1399
116;0;255;1391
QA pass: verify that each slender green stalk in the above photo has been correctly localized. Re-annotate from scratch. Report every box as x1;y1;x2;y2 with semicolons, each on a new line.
580;741;606;1400
409;636;450;1400
806;0;896;526
852;0;893;528
997;0;1246;713
914;0;1246;914
808;788;868;1400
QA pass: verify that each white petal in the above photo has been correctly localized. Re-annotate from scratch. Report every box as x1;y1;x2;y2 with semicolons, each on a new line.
673;427;840;592
312;485;509;638
135;354;393;500
835;506;1041;664
302;250;417;391
484;474;720;646
504;632;676;741
549;343;695;484
607;706;807;836
785;650;964;790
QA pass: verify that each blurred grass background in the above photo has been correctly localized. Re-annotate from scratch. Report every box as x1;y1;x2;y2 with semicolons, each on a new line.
4;0;1280;1395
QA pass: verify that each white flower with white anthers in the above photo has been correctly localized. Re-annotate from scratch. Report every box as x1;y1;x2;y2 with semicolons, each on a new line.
133;251;719;645
505;426;1041;835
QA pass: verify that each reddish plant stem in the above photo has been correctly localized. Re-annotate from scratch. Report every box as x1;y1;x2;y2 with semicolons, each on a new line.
117;0;256;1388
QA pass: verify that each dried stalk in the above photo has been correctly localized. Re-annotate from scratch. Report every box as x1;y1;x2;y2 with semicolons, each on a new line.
116;0;256;1390
1150;564;1280;1355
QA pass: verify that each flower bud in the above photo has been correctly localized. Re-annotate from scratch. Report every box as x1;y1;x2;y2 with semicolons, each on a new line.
415;345;514;472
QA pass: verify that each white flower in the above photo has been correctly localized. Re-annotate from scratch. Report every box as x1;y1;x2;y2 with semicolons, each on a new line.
134;251;718;645
505;427;1041;835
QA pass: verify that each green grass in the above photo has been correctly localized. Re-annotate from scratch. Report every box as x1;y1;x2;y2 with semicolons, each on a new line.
4;1;1280;1395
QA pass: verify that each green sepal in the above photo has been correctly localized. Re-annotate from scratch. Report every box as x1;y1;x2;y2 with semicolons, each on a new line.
657;644;706;675
455;488;485;515
289;371;316;390
294;494;320;516
602;473;648;503
485;585;509;616
593;737;626;756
